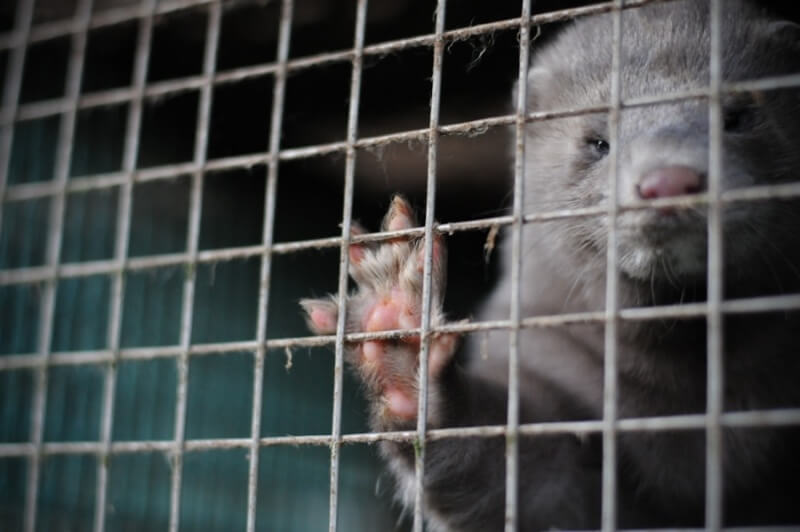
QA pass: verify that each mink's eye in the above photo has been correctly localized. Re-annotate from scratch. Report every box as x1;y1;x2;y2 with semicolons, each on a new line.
723;102;757;133
585;137;610;158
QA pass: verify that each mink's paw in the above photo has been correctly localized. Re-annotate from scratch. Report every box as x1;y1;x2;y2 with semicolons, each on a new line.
300;196;458;426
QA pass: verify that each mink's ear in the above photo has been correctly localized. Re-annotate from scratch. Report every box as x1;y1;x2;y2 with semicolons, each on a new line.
527;66;554;88
766;20;800;51
512;66;553;112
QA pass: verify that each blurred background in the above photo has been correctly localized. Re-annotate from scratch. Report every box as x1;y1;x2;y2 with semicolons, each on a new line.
1;0;799;530
0;1;524;530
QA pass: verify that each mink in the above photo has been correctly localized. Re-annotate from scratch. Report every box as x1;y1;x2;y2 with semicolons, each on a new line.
302;1;800;529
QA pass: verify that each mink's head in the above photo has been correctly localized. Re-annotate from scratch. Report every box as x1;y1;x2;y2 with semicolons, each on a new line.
523;0;800;302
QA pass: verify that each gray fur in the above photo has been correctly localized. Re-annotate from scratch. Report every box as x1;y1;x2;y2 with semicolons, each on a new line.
459;1;800;529
430;1;799;529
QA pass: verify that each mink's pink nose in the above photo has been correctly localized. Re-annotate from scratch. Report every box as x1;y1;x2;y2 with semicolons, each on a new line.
637;166;703;199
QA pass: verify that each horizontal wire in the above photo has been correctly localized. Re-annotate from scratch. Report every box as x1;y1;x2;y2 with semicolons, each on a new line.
0;408;797;458
3;71;799;209
1;292;799;370
0;0;215;50
3;179;800;286
0;0;672;53
3;1;799;127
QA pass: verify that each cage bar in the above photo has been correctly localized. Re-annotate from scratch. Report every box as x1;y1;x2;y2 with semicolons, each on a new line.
21;0;94;529
2;69;798;216
7;68;800;141
166;3;222;532
11;0;790;142
0;0;34;240
706;0;725;529
504;0;531;529
0;0;709;96
4;177;800;289
0;0;213;51
600;1;624;530
1;407;798;460
1;292;800;374
242;1;294;531
2;71;799;211
410;0;448;529
91;0;156;530
327;1;369;530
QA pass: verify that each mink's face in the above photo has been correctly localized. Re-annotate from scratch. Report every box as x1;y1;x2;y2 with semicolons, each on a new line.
523;2;800;291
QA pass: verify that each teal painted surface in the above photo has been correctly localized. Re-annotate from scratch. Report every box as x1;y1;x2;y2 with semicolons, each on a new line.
0;197;49;270
8;115;59;185
0;101;400;532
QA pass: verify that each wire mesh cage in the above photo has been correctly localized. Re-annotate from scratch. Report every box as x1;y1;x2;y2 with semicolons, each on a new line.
1;0;799;531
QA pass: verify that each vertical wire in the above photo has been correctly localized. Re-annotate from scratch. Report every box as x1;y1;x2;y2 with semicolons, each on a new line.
23;0;94;529
93;0;156;530
505;0;531;530
0;0;35;235
328;1;368;530
245;1;293;531
601;1;624;530
412;1;447;531
705;0;724;529
167;3;221;531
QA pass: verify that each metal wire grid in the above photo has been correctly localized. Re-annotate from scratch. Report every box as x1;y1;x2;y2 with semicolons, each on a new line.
409;0;446;530
328;0;367;529
505;0;531;529
601;2;623;528
0;0;799;531
166;1;221;531
243;1;292;531
92;1;155;531
16;0;94;530
706;1;725;527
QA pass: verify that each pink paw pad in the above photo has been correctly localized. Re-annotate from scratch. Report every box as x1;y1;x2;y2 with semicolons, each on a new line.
365;299;404;332
299;195;459;424
300;299;338;334
384;387;417;420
